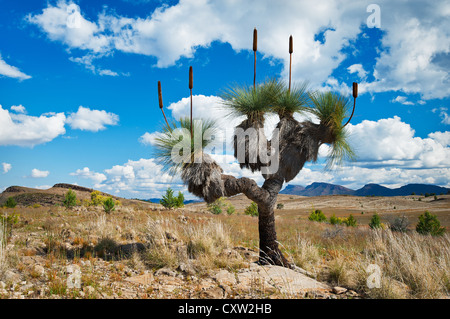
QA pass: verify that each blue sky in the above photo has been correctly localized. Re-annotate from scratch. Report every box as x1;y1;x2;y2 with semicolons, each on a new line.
0;0;449;199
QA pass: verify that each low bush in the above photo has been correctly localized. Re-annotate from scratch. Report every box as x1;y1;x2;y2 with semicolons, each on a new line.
343;214;357;227
329;214;344;225
103;197;115;214
244;202;259;217
63;189;77;209
160;188;184;209
207;197;227;215
416;211;445;236
4;197;17;208
308;209;326;222
369;213;382;229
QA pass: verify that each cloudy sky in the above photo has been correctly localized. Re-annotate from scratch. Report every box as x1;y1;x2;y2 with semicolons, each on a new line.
0;0;449;199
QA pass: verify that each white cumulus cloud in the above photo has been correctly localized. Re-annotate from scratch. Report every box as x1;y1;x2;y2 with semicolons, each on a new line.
0;54;31;80
2;163;12;174
70;167;107;186
0;105;66;147
31;168;50;178
26;1;450;99
10;105;26;113
66;106;119;132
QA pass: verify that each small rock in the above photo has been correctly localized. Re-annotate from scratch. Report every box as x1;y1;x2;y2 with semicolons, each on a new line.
213;270;237;287
177;215;188;224
332;286;348;294
199;286;224;299
219;248;242;260
84;286;95;295
33;265;45;277
177;262;196;276
165;231;178;241
154;268;177;277
4;270;21;284
124;230;136;241
125;273;154;285
346;290;359;297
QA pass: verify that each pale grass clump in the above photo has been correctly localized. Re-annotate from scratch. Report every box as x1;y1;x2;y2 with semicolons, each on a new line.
291;235;321;272
143;216;180;269
90;213;121;240
182;220;234;272
183;220;232;258
353;229;450;299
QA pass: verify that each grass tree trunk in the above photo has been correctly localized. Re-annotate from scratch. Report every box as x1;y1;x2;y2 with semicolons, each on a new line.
257;176;289;266
221;174;289;266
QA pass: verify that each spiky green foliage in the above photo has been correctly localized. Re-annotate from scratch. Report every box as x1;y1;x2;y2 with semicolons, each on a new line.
369;213;382;229
309;91;356;168
103;197;115;214
244;202;259;217
272;81;310;117
416;211;445;236
308;209;327;222
4;197;17;208
153;117;218;175
221;78;282;121
160;188;185;209
63;189;77;209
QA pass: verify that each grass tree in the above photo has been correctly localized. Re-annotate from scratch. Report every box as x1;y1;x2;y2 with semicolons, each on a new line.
153;30;357;267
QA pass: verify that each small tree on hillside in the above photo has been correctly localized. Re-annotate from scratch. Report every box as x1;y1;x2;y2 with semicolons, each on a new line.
160;188;185;209
103;197;116;214
63;189;77;209
416;211;445;236
4;197;17;208
369;213;382;229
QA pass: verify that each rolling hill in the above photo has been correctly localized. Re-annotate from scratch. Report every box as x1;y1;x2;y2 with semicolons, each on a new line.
0;183;158;208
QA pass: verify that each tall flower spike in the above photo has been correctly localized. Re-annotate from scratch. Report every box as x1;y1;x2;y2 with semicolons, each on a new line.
189;66;193;137
289;35;293;92
343;82;358;127
253;28;257;89
158;81;170;130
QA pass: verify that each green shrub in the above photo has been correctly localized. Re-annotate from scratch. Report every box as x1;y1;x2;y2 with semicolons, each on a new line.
4;197;17;208
208;197;227;215
226;205;236;215
416;211;445;236
369;213;382;229
308;209;326;222
160;188;184;209
175;191;185;208
244;202;259;217
276;203;284;210
91;190;107;206
343;214;357;227
329;214;343;225
63;189;77;208
103;197;115;214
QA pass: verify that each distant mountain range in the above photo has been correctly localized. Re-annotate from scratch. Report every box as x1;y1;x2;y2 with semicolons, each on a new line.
280;182;450;197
